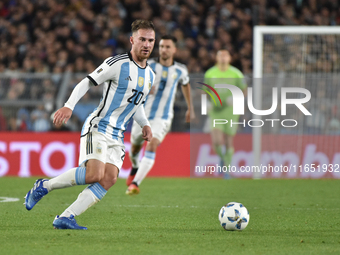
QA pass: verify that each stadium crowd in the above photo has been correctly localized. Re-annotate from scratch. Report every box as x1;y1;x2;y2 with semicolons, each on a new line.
2;0;340;75
0;0;339;133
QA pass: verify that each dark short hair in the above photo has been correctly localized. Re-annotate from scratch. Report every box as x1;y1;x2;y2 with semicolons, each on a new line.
218;49;231;55
160;35;177;45
131;20;155;33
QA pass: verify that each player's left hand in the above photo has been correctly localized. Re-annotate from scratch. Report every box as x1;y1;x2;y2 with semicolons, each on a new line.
142;125;152;141
185;109;195;123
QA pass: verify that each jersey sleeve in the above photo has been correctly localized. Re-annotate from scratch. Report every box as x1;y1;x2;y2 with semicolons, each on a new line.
87;57;117;86
179;66;190;86
133;104;150;128
64;78;92;110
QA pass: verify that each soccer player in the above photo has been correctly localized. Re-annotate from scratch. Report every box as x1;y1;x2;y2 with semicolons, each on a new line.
24;20;156;229
204;49;247;178
126;35;194;195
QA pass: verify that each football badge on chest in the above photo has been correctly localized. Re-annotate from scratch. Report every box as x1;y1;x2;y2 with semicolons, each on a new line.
138;76;144;87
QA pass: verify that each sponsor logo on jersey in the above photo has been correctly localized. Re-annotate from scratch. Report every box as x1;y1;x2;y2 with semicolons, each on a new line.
162;71;168;78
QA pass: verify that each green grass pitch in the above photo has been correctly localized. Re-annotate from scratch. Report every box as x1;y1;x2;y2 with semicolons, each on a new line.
0;177;339;255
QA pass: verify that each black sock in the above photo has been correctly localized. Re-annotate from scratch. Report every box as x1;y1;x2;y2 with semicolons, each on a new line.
130;167;138;176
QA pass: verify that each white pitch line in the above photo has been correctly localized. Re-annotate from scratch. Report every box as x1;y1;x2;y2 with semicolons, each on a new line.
112;204;340;211
283;207;340;211
0;197;20;202
113;204;199;208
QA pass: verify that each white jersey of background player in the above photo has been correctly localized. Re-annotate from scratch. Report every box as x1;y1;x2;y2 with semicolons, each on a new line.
126;35;195;195
24;20;155;230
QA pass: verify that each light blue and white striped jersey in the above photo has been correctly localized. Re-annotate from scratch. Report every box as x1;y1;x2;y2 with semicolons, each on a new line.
81;52;155;142
144;59;189;121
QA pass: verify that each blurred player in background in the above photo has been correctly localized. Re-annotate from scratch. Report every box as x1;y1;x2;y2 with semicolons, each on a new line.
204;50;246;178
24;20;156;229
126;35;194;195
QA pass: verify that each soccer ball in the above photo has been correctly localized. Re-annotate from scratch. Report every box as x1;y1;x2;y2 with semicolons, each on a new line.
218;202;249;231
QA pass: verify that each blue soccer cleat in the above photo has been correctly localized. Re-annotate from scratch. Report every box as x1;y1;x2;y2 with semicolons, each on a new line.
53;215;87;230
24;179;49;210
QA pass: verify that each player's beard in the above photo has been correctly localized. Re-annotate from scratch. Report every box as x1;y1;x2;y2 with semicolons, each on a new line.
138;48;151;60
160;53;169;61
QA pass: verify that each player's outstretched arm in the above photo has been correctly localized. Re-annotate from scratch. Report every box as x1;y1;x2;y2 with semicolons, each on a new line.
181;83;195;122
133;104;152;141
64;78;92;110
53;77;92;127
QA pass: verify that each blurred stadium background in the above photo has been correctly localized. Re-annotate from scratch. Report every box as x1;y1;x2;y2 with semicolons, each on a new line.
0;0;339;178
